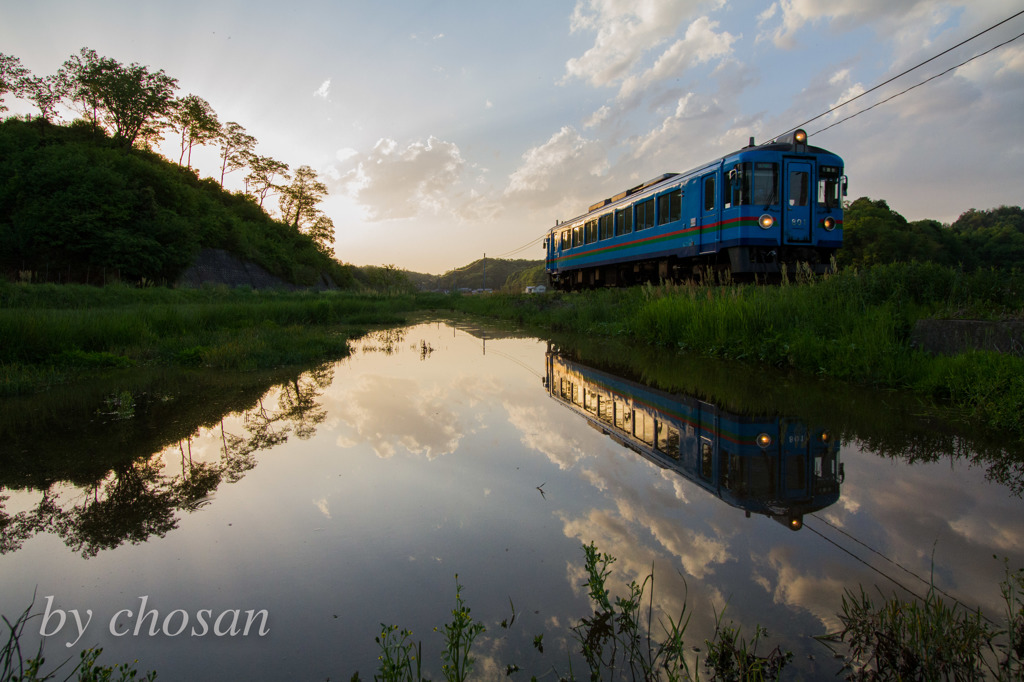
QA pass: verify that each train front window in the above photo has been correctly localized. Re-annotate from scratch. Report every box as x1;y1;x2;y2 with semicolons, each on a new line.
788;170;809;207
752;163;777;206
817;166;843;209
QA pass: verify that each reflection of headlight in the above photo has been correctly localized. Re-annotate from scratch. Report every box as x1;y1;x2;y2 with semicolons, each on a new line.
789;517;803;531
758;214;774;229
756;433;773;448
820;430;831;443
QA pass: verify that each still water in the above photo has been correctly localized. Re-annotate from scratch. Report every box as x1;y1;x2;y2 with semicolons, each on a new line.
1;320;1022;680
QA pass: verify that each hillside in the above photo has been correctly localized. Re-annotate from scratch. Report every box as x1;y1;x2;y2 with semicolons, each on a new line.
0;118;352;288
407;258;546;292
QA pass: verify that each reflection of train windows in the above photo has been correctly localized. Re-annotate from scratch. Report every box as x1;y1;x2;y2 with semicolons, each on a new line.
656;422;680;459
598;396;613;424
584;388;599;415
633;409;655;445
614;400;630;430
786;454;806;490
700;439;713;481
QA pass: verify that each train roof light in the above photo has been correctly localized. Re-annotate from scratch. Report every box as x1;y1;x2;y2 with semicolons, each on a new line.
794;129;807;144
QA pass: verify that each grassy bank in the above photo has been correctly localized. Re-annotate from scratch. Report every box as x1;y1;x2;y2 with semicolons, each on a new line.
443;263;1024;444
0;283;428;395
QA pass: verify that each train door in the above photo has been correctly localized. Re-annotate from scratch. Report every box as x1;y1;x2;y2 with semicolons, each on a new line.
699;171;720;253
782;160;812;243
779;419;810;501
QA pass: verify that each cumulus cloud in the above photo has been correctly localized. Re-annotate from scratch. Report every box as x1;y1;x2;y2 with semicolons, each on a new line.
340;136;468;221
563;0;699;88
757;0;950;49
618;17;737;100
314;79;331;99
504;126;609;211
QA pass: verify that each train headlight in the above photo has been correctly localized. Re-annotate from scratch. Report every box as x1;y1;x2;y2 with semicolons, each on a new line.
823;216;836;231
794;129;807;144
758;214;774;230
756;433;773;448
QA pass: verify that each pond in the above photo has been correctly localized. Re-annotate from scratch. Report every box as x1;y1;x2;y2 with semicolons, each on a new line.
1;320;1022;680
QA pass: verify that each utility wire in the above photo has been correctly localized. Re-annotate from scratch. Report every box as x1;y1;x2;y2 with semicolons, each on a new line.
805;515;998;624
811;29;1024;137
773;8;1024;142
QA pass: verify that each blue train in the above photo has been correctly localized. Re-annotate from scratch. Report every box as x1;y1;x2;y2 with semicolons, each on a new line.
545;347;842;529
543;129;846;289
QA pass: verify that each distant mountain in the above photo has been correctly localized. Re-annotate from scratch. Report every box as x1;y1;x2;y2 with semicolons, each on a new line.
406;258;545;292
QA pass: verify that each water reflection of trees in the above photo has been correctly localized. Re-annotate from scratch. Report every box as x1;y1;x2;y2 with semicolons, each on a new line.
0;364;333;557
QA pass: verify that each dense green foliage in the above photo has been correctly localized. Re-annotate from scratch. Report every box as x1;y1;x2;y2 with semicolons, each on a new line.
839;197;1024;270
0;118;350;287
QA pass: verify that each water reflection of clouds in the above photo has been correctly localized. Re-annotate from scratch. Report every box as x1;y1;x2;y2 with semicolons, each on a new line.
331;374;463;460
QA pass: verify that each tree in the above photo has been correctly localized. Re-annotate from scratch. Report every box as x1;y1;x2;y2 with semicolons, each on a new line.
245;154;289;208
21;74;67;122
0;53;30;113
216;121;256;186
279;165;328;229
62;48;178;147
306;212;336;257
169;94;220;169
279;165;335;255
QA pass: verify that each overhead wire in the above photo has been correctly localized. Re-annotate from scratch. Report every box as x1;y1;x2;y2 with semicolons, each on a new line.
811;29;1024;138
772;8;1024;141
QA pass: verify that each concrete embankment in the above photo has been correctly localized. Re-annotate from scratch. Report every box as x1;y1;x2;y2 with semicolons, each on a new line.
911;318;1024;356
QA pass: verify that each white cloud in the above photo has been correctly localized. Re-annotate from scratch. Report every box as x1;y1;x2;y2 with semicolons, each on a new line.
617;17;737;100
313;79;331;100
340;136;468;221
504;126;609;211
563;0;701;88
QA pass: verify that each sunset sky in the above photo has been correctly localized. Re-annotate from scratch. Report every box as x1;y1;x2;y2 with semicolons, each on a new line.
3;1;1022;274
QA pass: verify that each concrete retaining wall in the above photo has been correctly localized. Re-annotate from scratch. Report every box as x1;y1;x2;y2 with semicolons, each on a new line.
911;318;1024;356
175;249;336;291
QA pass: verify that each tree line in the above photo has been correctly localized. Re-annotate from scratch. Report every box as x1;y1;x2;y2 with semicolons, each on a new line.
0;48;334;256
838;198;1024;272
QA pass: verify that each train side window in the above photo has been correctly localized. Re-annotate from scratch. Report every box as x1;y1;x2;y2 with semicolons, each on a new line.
656;422;680;458
599;213;613;240
560;230;569;249
585;219;598;243
657;189;682;225
572;225;582;247
633;410;654;445
700;440;713;480
636;198;655;230
703;175;716;212
753;163;778;206
615;207;633;236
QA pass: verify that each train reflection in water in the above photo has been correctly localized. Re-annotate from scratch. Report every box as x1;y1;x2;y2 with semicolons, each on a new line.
545;347;843;530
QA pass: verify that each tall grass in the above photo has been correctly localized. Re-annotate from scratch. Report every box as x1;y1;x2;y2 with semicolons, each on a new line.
0;284;421;395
